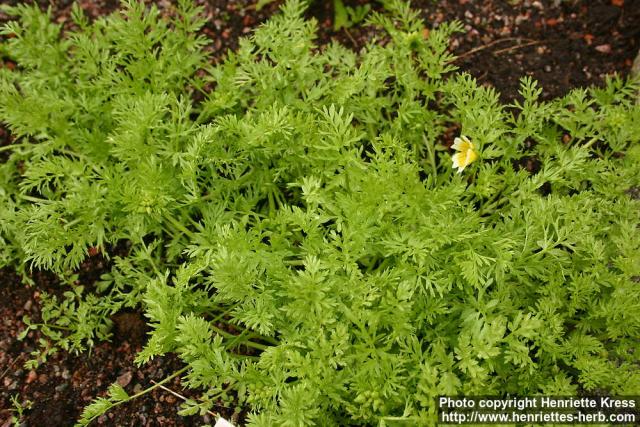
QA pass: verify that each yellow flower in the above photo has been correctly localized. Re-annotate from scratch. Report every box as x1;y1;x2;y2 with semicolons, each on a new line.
451;135;478;173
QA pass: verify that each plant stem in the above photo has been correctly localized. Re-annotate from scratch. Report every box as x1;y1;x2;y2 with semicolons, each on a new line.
83;366;188;426
129;367;188;401
164;213;196;240
18;195;55;204
209;323;272;351
0;143;30;153
150;380;218;417
423;134;438;183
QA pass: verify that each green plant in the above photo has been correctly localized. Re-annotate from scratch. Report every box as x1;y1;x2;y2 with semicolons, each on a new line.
9;394;32;426
256;0;373;31
333;0;372;30
1;0;639;426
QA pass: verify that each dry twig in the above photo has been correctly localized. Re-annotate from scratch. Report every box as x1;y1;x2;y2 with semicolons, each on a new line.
455;37;544;60
150;380;218;417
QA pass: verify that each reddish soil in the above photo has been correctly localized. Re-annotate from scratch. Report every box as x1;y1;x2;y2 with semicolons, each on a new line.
1;0;639;426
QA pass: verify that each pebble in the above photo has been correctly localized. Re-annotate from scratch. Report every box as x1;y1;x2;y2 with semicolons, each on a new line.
515;13;529;26
3;377;16;388
544;65;552;72
55;383;69;392
117;370;133;387
595;44;612;54
26;370;37;384
546;18;559;27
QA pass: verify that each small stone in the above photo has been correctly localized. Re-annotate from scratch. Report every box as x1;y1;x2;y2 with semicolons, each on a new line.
544;65;552;73
515;13;529;25
3;377;18;390
55;383;69;392
595;44;611;54
117;371;133;387
26;370;37;384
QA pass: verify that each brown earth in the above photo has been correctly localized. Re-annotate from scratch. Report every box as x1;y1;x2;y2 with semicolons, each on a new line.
1;0;639;426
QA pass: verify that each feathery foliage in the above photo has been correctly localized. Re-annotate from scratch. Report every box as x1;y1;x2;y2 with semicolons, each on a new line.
1;0;639;425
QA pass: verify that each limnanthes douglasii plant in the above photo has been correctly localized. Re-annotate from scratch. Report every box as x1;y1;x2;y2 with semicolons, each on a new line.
1;0;639;425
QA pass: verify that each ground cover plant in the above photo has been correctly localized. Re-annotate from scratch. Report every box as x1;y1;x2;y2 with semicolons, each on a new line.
1;0;639;425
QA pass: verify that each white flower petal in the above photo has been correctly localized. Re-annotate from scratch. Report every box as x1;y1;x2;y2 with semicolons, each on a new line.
452;152;461;169
215;418;235;427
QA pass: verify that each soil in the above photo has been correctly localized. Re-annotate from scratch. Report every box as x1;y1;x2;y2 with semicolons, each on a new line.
0;0;639;426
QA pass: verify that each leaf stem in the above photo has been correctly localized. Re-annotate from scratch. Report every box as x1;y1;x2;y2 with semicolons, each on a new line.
423;134;438;183
209;323;272;351
0;143;30;153
18;194;55;204
79;366;188;426
164;213;196;240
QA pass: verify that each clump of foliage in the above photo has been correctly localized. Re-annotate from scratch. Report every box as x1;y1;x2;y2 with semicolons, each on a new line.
257;0;372;30
1;0;639;425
